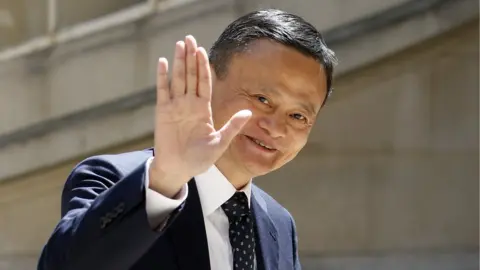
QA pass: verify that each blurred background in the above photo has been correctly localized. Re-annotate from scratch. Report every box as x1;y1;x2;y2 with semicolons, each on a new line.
0;0;478;269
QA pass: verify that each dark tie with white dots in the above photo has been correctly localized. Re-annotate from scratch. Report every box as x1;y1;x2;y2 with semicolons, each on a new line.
221;192;256;270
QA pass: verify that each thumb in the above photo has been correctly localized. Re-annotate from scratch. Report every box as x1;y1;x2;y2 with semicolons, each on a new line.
217;110;252;150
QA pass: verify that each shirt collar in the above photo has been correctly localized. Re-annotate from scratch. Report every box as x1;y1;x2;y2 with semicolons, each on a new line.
194;165;252;217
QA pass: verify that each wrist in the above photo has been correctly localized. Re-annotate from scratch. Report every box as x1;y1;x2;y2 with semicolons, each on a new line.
148;162;190;198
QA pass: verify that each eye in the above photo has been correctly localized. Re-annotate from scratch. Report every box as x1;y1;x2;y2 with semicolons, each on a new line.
256;96;270;105
291;113;307;122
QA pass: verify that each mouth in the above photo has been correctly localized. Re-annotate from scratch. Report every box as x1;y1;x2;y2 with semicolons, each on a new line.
244;135;277;152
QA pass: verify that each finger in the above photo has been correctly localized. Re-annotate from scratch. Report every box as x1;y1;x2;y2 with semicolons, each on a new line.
171;41;186;98
197;47;212;99
156;57;170;104
185;35;198;96
217;110;252;150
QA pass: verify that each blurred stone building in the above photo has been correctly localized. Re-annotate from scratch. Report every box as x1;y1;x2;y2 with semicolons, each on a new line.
0;0;478;269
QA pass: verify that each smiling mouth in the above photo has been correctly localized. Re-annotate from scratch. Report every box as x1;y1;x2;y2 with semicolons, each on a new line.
245;135;276;151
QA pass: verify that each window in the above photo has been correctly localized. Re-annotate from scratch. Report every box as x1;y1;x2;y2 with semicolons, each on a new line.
0;0;147;52
57;0;146;29
0;0;48;50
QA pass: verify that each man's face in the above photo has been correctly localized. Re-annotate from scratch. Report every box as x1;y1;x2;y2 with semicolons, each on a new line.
211;39;327;178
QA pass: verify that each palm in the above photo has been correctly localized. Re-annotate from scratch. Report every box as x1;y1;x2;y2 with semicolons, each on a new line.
155;96;216;175
152;36;251;180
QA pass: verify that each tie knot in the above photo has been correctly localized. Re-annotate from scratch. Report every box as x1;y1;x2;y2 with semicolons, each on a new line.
221;192;250;220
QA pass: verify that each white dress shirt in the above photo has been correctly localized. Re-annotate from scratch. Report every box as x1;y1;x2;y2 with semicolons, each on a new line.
144;157;255;270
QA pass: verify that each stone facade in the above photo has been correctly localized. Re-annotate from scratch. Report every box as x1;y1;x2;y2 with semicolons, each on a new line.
0;0;477;269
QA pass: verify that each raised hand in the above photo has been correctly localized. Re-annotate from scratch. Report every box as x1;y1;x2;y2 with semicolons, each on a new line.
149;36;252;198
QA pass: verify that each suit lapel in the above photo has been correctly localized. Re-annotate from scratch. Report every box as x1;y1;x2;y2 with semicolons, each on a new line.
251;187;279;270
169;179;211;270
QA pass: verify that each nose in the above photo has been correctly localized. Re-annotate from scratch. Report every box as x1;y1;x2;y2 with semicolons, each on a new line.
257;113;287;138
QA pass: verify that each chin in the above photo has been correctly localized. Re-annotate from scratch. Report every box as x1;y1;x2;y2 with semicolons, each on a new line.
242;160;274;177
237;150;281;177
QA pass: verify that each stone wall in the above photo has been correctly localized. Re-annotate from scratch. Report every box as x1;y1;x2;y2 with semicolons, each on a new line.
0;0;476;183
0;19;477;270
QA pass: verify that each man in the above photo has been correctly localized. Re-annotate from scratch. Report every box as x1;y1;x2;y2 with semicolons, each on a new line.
38;9;337;270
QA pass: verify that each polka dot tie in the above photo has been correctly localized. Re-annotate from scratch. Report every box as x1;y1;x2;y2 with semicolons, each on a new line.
221;192;255;270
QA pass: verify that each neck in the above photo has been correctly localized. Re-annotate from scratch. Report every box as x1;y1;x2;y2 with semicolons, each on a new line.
215;156;251;190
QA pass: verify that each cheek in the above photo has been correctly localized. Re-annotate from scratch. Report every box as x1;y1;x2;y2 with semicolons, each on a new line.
283;133;309;156
223;97;254;116
212;96;252;129
276;140;306;166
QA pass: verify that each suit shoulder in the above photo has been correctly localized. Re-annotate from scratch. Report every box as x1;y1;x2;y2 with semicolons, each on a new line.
66;148;153;185
252;185;295;221
81;148;153;172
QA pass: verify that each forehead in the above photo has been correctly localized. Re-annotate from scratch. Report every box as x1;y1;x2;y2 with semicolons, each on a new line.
227;39;327;104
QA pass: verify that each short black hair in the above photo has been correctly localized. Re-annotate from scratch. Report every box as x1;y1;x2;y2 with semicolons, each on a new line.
209;9;338;105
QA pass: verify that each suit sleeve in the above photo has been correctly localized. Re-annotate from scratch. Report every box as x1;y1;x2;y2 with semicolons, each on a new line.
291;216;302;270
37;155;185;270
144;156;188;228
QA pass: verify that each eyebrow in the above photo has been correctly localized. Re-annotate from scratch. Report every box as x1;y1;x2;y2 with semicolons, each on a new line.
261;87;318;116
301;102;317;116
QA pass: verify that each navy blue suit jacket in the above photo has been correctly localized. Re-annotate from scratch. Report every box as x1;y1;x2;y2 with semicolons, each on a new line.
38;148;301;270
